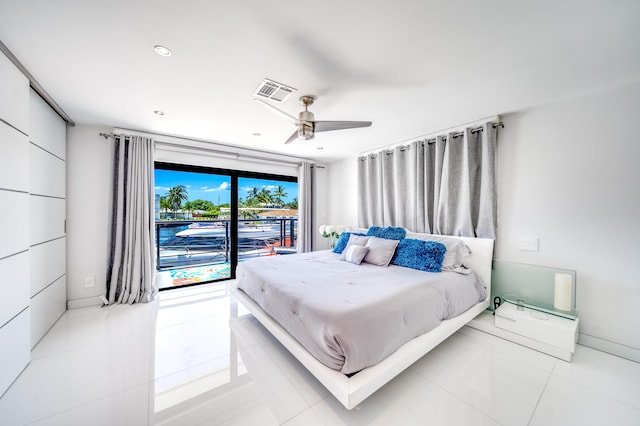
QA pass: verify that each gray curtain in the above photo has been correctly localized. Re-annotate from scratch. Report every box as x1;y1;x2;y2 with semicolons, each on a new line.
297;162;314;252
357;122;497;238
357;153;383;228
104;135;157;305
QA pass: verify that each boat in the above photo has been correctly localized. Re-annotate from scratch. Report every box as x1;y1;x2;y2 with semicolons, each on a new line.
158;223;283;269
175;223;280;240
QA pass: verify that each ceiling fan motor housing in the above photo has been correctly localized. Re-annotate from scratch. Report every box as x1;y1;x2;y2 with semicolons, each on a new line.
297;110;315;140
297;122;314;140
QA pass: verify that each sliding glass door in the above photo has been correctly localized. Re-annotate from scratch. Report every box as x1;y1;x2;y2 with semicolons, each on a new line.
237;177;299;261
154;163;297;289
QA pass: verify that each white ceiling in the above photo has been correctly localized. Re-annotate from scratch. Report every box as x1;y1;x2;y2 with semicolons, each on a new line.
1;0;639;162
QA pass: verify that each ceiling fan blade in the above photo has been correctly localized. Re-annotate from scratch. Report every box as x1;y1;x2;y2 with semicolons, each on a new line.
254;98;298;125
314;120;372;133
284;130;299;144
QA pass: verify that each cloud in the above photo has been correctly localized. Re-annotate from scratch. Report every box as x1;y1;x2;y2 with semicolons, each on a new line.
154;186;171;191
263;185;278;191
201;182;230;192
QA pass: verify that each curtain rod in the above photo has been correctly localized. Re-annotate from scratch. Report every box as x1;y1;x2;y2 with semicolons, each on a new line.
359;121;504;158
359;118;503;157
99;132;318;167
421;121;503;145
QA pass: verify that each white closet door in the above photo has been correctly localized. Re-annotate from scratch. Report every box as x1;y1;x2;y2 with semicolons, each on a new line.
28;89;67;348
0;51;30;396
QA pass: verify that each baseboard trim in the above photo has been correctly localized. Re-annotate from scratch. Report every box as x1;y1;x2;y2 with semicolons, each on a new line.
578;333;640;363
67;296;103;309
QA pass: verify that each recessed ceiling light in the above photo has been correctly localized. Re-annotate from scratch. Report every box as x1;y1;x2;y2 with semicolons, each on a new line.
317;146;324;150
154;45;172;57
253;132;261;137
153;110;165;116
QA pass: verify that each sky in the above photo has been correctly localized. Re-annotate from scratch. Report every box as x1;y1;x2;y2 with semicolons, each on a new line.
154;169;298;205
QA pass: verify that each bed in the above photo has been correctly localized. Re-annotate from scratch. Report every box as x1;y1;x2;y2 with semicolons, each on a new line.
230;231;494;409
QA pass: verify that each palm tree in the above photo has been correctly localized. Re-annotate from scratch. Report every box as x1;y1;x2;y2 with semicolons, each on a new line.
286;197;298;209
257;188;273;205
159;195;171;211
166;185;188;213
273;185;287;207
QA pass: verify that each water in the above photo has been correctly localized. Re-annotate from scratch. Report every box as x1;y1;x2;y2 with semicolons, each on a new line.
157;224;188;243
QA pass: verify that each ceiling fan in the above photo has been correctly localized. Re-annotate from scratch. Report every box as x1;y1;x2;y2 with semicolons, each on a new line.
255;95;372;144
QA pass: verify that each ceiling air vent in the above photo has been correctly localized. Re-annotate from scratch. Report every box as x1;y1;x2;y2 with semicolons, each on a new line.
254;78;296;102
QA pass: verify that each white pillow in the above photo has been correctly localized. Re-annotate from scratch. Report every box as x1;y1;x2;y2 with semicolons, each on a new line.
343;245;369;265
339;234;371;260
363;236;400;267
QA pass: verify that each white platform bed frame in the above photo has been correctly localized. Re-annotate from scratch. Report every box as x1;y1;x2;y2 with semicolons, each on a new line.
230;236;494;410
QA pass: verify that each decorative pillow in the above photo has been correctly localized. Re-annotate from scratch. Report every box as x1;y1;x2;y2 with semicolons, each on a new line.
343;245;369;265
338;234;371;260
366;226;406;241
363;236;400;267
333;232;366;254
391;239;446;272
405;231;471;272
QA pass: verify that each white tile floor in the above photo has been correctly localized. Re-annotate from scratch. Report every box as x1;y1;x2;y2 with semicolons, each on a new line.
1;282;639;425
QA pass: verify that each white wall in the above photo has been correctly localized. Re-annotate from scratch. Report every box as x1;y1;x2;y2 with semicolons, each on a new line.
327;81;640;360
495;81;640;359
326;158;358;227
66;125;112;307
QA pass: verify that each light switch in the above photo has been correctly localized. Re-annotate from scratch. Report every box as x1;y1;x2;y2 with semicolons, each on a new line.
519;237;539;252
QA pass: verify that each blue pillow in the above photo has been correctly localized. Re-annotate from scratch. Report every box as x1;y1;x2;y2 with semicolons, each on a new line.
366;226;406;241
332;232;366;254
391;239;446;272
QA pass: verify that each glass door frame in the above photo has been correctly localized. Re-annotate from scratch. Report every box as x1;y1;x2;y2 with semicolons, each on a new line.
155;161;297;282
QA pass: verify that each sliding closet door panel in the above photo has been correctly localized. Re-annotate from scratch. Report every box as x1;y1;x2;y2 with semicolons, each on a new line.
0;53;29;133
0;252;29;327
30;144;65;198
0;308;30;393
29;90;66;160
30;238;66;296
30;276;65;347
29;196;65;246
0;191;29;259
0;125;28;192
27;87;66;351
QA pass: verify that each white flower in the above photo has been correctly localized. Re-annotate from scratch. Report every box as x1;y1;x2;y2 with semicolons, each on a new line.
335;225;346;235
319;225;327;235
326;225;335;234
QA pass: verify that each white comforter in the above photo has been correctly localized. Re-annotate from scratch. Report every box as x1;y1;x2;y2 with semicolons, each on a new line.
235;250;486;374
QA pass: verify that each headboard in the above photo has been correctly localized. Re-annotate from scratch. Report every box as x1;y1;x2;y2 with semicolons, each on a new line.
457;236;494;301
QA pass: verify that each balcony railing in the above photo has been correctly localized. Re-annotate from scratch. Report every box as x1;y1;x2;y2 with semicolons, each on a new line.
155;218;297;270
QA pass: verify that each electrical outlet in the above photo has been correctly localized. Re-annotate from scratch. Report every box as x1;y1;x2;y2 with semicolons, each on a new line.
519;237;539;252
84;276;95;288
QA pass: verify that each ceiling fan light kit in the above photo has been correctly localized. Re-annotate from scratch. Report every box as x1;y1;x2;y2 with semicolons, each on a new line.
255;95;372;144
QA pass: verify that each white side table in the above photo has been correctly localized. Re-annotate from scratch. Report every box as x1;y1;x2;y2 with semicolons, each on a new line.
493;296;579;361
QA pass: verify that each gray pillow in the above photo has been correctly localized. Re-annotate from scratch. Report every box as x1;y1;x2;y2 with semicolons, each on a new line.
363;236;400;267
339;234;371;260
343;245;369;265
